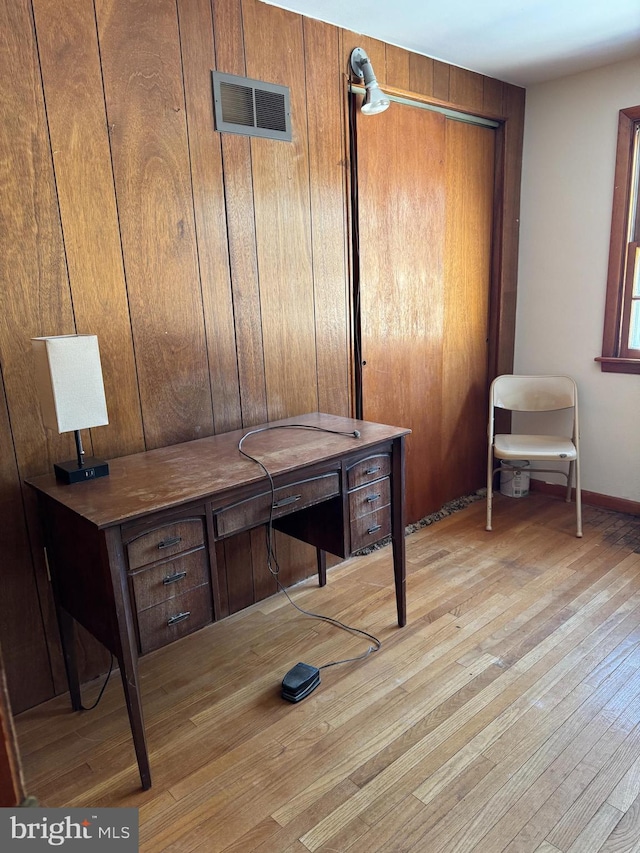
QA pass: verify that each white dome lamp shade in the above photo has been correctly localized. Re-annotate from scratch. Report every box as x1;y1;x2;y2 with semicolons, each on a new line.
350;47;390;115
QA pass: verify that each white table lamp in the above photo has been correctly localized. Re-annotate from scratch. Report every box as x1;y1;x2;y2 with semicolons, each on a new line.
32;334;110;484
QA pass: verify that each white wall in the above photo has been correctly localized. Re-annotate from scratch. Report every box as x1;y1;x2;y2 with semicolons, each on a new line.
515;56;640;503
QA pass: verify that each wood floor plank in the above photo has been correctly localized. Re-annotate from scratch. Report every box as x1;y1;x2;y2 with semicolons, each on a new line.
599;792;640;853
565;802;623;853
607;754;640;813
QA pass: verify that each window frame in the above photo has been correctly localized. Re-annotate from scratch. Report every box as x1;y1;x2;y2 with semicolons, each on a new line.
597;104;640;374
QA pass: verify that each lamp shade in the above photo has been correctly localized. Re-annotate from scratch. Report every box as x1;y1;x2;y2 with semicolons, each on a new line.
32;335;109;434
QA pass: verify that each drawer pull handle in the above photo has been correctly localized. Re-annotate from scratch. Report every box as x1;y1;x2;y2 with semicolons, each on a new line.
167;611;191;626
274;494;301;509
367;524;382;535
365;466;381;475
366;493;381;503
158;536;182;550
163;571;187;585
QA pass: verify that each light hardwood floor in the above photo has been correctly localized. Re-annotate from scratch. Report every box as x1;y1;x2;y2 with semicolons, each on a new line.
15;492;640;852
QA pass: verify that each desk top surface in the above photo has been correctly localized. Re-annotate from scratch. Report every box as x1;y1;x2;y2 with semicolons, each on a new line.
26;413;410;529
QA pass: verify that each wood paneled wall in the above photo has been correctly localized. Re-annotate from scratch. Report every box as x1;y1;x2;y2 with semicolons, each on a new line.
0;0;525;712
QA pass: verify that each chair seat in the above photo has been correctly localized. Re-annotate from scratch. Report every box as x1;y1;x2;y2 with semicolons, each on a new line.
494;434;577;461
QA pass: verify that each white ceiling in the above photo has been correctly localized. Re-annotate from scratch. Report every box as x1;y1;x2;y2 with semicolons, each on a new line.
260;0;640;86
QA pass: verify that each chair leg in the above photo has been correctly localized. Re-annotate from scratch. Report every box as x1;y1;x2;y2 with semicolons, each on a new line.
486;450;494;531
575;461;583;538
566;461;574;503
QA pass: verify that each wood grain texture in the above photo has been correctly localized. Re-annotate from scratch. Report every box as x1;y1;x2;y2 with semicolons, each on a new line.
14;496;640;853
483;76;505;117
357;103;447;523
433;59;451;101
303;17;351;418
409;53;434;97
441;121;496;504
0;0;78;713
0;374;53;711
450;66;485;112
385;44;411;91
177;0;242;434
96;0;214;449
0;0;76;476
213;0;269;429
242;0;318;421
32;0;145;462
491;82;526;379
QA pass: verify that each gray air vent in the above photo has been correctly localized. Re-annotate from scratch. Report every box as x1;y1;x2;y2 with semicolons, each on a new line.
212;71;291;142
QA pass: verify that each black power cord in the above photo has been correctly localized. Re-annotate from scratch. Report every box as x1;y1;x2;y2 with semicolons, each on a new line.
79;653;115;711
237;425;382;698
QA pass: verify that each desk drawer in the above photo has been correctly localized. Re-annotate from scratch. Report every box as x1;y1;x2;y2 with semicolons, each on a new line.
350;506;391;551
214;472;340;538
137;584;212;654
126;519;205;570
130;549;209;612
347;454;391;490
349;477;391;520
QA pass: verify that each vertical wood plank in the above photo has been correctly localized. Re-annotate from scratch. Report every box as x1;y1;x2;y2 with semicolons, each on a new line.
303;17;351;418
449;66;485;111
483;76;505;116
409;53;434;97
212;0;268;429
0;372;53;713
242;0;318;421
96;0;214;449
0;0;79;714
176;0;243;434
433;60;450;101
32;0;145;462
386;44;411;91
491;82;525;379
0;0;77;476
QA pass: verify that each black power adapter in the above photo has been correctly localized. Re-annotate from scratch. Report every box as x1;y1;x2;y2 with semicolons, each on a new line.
281;662;321;702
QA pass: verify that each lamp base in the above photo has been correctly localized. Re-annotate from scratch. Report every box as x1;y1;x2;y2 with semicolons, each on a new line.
54;458;109;484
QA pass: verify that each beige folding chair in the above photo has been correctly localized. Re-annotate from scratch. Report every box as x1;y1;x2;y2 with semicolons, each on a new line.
486;374;582;537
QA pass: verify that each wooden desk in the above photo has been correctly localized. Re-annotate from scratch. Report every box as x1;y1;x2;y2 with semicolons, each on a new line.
27;413;409;790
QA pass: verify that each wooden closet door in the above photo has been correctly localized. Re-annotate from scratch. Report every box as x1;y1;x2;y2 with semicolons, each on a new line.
441;120;496;503
356;103;495;523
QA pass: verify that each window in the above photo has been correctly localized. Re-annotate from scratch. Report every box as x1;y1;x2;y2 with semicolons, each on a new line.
597;104;640;374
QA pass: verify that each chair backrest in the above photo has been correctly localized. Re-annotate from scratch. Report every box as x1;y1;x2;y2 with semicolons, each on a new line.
491;375;577;413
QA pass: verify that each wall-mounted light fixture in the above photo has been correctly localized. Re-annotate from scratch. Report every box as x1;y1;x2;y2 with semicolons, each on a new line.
32;334;110;484
349;47;390;115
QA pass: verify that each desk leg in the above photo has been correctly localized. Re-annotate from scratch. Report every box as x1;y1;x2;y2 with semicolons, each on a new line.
391;436;407;627
56;605;82;712
118;653;151;790
105;529;152;790
316;548;327;587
